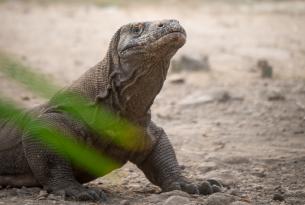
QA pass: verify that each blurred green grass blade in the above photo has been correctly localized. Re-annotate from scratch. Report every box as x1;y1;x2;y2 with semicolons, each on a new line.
0;53;138;175
0;98;119;176
0;53;59;98
53;93;145;151
28;122;120;176
0;98;22;120
0;53;144;151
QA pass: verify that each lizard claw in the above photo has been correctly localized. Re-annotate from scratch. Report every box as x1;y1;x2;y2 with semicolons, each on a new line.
163;178;223;195
198;179;223;195
180;182;200;194
162;180;199;194
207;179;223;188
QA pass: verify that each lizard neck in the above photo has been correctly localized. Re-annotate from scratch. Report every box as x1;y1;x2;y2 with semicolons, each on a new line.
114;58;170;124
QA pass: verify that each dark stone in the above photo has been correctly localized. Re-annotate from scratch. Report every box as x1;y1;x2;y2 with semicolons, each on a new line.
273;193;285;201
171;54;210;72
257;59;273;78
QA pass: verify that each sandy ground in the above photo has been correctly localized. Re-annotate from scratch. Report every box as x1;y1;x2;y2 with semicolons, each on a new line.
0;1;305;204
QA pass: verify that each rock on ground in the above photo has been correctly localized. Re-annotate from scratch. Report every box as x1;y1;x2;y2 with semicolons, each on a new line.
204;193;237;205
171;54;210;72
163;195;191;205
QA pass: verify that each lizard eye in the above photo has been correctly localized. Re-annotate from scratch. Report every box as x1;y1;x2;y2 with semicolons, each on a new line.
131;24;144;35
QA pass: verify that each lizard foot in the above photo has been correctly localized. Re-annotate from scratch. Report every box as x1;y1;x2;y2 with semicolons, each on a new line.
163;178;223;195
50;185;107;202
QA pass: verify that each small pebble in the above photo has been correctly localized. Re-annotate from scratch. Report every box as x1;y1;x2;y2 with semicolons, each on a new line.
16;188;34;197
47;193;63;201
257;59;273;78
229;189;243;197
205;193;236;205
36;190;48;200
252;171;266;178
267;91;285;101
273;193;285;201
171;54;210;73
10;196;18;201
120;199;130;205
21;96;30;101
180;165;186;170
231;201;251;205
255;185;263;190
163;195;190;205
169;75;185;84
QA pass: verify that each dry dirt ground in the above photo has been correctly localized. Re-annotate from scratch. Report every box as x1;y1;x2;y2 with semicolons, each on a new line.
0;1;305;204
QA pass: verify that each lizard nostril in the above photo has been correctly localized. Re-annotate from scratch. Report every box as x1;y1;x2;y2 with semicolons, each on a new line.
158;23;164;28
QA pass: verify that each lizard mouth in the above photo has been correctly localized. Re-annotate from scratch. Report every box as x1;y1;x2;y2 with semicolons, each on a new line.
120;30;186;54
157;31;186;41
154;31;186;46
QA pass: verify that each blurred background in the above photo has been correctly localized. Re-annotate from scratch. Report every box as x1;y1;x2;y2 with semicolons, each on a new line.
1;0;304;106
0;0;305;204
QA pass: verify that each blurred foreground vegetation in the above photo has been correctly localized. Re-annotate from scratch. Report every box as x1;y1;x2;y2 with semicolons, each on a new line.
0;52;142;176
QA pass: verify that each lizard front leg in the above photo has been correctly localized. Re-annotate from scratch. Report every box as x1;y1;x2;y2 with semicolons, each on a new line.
136;122;221;195
22;113;106;201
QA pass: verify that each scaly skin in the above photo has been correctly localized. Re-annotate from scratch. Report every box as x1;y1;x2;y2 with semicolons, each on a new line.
0;20;221;201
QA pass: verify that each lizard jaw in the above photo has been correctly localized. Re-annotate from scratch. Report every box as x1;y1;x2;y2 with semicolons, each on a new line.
120;30;186;55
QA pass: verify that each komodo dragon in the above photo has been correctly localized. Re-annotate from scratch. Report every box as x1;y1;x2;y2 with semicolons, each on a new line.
0;20;221;201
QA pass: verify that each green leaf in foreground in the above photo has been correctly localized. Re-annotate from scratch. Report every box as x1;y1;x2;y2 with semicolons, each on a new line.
0;52;144;177
52;92;146;151
0;99;120;176
0;52;145;177
0;53;59;98
0;53;144;151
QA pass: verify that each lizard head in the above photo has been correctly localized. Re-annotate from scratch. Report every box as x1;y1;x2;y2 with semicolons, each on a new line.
109;19;186;84
117;19;186;59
